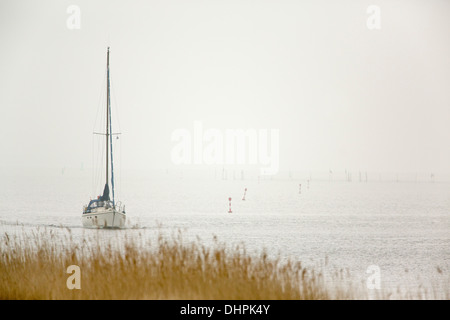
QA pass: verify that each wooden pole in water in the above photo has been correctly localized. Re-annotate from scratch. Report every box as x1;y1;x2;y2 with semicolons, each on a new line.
242;188;247;201
228;197;232;213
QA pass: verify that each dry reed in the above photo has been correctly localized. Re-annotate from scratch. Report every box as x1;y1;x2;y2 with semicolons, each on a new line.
0;228;447;300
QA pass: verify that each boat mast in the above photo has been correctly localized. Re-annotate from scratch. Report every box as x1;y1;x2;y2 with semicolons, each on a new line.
108;48;115;205
105;47;110;188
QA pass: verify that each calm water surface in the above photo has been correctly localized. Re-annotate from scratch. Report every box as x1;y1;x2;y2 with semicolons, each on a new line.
1;169;448;295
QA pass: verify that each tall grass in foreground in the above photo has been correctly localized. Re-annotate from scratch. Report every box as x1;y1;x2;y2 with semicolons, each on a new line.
0;228;446;300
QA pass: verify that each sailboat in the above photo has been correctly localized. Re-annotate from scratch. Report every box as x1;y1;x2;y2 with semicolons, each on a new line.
82;47;126;228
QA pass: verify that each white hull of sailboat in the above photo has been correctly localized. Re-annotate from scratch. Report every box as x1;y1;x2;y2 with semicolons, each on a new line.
82;209;126;228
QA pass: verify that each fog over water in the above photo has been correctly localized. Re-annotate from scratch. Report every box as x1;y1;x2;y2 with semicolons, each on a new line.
0;0;449;298
1;0;449;175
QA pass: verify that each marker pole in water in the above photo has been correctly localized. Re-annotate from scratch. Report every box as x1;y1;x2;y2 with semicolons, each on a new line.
299;183;301;194
228;197;232;213
242;188;247;201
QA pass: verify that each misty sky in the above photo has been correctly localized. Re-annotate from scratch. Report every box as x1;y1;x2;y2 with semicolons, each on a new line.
1;0;449;175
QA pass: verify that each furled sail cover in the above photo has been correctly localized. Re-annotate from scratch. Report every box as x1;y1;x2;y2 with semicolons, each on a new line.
100;183;110;201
